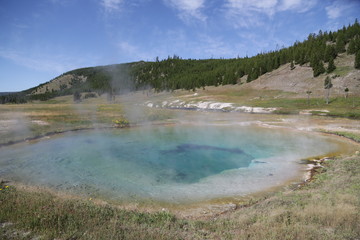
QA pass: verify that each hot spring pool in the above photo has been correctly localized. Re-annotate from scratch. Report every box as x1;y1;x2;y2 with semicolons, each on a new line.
0;124;345;203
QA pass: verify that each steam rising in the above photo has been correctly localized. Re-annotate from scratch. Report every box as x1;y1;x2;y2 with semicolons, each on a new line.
0;68;352;204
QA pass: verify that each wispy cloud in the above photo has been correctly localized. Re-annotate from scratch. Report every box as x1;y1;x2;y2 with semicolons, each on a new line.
226;0;277;16
117;41;140;58
224;0;317;28
0;49;90;74
115;29;237;61
101;0;124;12
116;41;155;61
325;1;350;20
324;0;360;32
278;0;316;12
193;34;234;58
163;0;207;22
12;23;29;29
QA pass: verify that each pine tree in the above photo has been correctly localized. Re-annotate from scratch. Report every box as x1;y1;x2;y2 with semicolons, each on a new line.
310;53;318;68
344;87;349;99
315;61;325;77
327;57;336;73
306;90;312;105
324;45;336;62
272;56;280;69
335;33;346;53
290;61;295;70
347;38;357;54
247;68;259;82
324;76;333;104
73;91;81;103
356;37;360;52
355;50;360;69
312;55;325;77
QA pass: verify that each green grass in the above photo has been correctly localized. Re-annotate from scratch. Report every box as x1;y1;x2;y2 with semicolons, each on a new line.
319;130;360;143
250;97;360;118
173;86;360;119
0;183;189;239
332;65;353;77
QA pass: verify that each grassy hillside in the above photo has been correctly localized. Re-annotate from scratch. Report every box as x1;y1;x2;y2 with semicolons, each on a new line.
1;20;360;104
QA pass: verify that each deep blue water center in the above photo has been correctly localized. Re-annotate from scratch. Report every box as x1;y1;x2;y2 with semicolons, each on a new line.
0;124;342;203
160;143;253;183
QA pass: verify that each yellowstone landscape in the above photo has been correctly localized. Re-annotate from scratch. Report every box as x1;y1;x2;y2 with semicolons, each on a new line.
1;54;360;239
1;3;360;238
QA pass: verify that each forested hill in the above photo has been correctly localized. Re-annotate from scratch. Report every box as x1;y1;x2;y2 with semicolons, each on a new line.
2;19;360;103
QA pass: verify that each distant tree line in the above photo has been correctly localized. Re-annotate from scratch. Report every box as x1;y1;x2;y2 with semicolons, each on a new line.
129;19;360;91
2;19;360;104
0;92;27;104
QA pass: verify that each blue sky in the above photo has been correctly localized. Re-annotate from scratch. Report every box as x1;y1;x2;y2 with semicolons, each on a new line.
1;0;359;92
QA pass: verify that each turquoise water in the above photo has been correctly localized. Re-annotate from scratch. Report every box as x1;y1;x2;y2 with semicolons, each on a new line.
0;124;342;203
